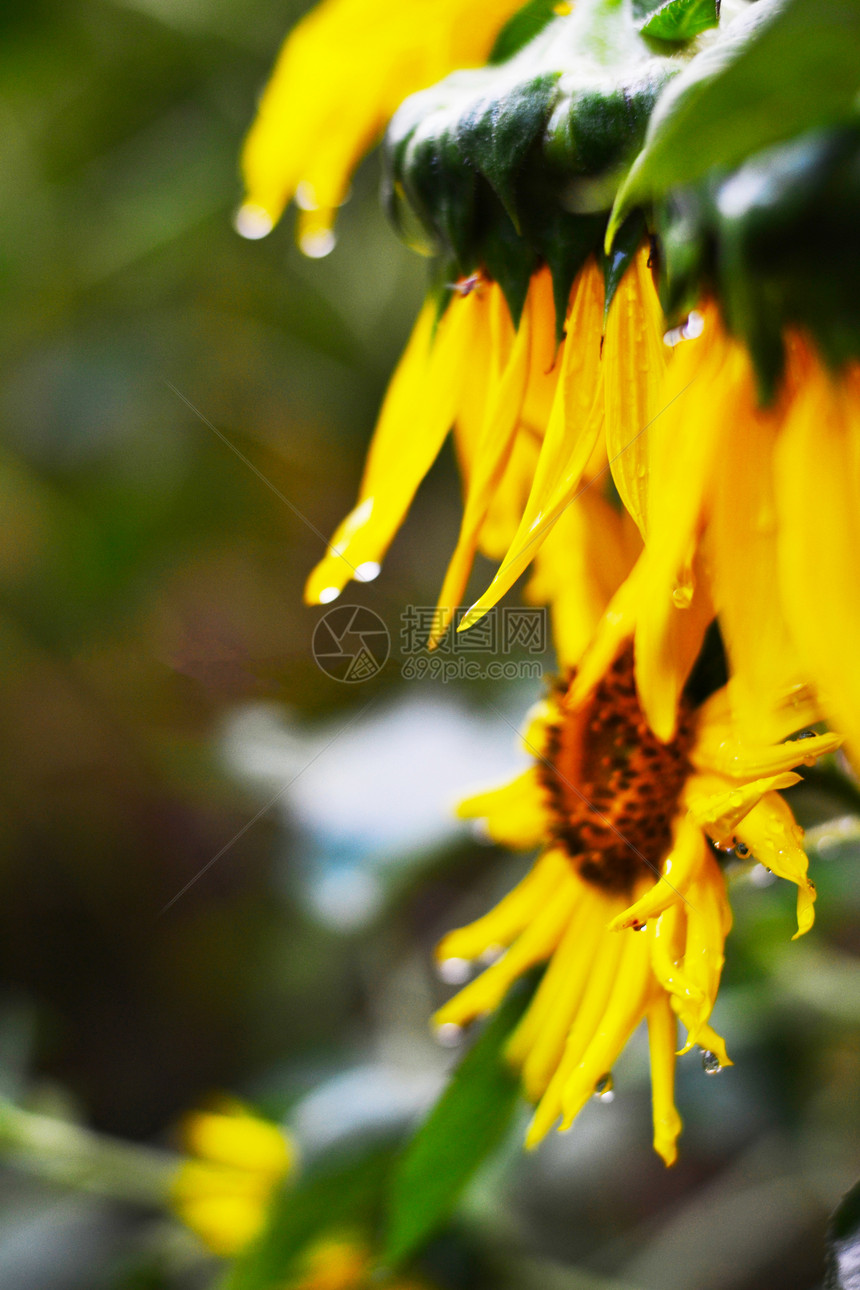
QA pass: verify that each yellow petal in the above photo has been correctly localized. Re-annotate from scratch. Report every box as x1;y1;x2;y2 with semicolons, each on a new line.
675;851;730;1051
433;879;579;1029
609;812;705;931
602;245;668;539
430;288;533;646
241;0;523;233
775;356;860;759
459;261;605;630
734;790;816;939
456;767;549;850
646;991;682;1166
435;848;570;964
305;291;480;603
684;769;802;847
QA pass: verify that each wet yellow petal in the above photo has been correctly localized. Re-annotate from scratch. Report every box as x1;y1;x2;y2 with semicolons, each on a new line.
459;261;605;630
602;246;668;538
434;880;579;1029
556;928;654;1130
690;724;842;780
676;851;730;1052
684;769;801;847
734;790;816;939
435;848;570;964
430;288;533;645
608;812;705;931
525;922;628;1147
241;0;522;233
776;357;860;758
512;882;616;1100
646;991;682;1166
305;291;480;603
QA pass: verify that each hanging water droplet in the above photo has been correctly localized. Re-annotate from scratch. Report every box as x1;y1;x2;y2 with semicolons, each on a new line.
354;561;381;583
750;865;776;887
734;842;750;858
436;957;471;985
318;586;340;604
702;1050;723;1076
299;228;337;259
234;203;273;240
434;1022;464;1048
593;1073;615;1102
671;581;693;609
632;920;647;932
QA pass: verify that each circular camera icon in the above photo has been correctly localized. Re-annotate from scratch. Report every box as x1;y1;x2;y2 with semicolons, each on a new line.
312;604;390;683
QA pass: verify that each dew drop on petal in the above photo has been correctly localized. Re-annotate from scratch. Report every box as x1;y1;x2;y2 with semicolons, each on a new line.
593;1073;615;1102
300;229;336;259
234;203;274;240
436;957;471;985
294;181;319;211
702;1049;723;1076
734;842;750;858
435;1022;464;1048
318;586;340;604
479;943;504;966
672;581;693;609
751;865;776;887
355;561;381;583
682;310;705;339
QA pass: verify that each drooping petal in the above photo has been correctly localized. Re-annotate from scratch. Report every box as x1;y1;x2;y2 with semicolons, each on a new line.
734;791;817;938
435;847;569;964
646;990;682;1167
305;290;481;603
676;850;731;1052
684;769;802;847
240;0;523;235
602;246;669;539
433;879;580;1029
690;725;842;780
608;812;705;932
776;357;860;758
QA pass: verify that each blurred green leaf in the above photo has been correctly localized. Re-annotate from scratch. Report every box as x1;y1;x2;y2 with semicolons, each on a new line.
825;1177;860;1289
222;1149;393;1290
639;0;719;42
381;986;530;1270
609;0;860;241
489;0;561;65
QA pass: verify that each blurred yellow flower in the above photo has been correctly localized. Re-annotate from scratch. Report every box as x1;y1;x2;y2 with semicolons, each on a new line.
239;0;524;251
434;500;841;1164
170;1102;294;1256
287;1235;427;1289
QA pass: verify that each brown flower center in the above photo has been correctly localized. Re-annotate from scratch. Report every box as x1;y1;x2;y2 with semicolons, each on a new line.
537;646;696;894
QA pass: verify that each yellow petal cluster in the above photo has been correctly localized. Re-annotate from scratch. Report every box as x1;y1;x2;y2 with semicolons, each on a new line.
170;1102;294;1256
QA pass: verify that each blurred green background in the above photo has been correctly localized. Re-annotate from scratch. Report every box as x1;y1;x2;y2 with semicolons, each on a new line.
0;0;858;1287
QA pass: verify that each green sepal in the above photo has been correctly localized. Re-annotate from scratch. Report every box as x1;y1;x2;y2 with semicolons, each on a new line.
639;0;720;43
456;74;560;232
656;125;860;399
490;0;563;66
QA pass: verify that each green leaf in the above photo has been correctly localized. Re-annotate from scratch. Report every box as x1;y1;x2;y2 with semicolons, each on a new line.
609;0;860;245
639;0;719;42
381;986;531;1270
222;1149;393;1290
825;1176;860;1289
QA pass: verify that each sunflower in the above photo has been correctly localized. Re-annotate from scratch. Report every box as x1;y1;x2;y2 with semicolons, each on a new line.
432;500;841;1163
238;0;525;250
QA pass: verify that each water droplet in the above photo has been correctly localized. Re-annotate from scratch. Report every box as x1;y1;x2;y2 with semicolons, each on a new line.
734;841;750;858
672;582;693;609
354;561;381;583
436;957;471;985
593;1073;615;1102
750;865;775;887
300;228;337;259
294;181;318;211
435;1022;464;1048
790;729;817;741
478;944;504;966
318;586;340;605
632;920;647;932
702;1050;723;1076
234;203;274;240
682;310;705;339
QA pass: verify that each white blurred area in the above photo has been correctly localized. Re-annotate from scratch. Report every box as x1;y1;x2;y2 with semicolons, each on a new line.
220;693;534;930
